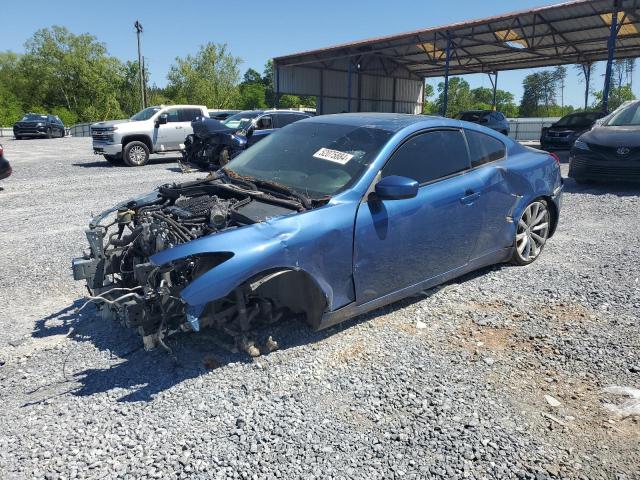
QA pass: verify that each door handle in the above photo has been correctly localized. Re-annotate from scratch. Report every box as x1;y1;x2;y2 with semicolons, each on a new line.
460;190;481;205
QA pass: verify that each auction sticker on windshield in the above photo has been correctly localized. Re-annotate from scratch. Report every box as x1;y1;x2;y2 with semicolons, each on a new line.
313;148;354;165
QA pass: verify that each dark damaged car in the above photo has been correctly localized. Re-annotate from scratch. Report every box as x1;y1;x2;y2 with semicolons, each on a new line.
73;113;562;356
182;110;311;170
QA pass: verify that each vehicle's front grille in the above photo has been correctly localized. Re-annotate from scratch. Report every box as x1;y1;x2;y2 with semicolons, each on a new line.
571;157;640;181
91;128;114;143
547;131;572;138
587;143;640;161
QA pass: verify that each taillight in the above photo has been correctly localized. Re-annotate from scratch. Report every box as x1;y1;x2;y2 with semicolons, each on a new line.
549;152;560;166
0;145;3;156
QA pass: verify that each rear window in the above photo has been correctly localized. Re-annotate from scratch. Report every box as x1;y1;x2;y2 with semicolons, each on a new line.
465;130;506;168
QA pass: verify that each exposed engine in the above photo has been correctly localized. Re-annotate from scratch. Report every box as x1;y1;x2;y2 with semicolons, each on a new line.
181;118;246;171
72;175;309;356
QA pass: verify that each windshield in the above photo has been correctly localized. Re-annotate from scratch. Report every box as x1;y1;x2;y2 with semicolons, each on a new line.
131;107;161;121
555;112;600;127
458;112;487;122
225;122;393;198
223;111;261;130
21;114;47;122
605;102;640;126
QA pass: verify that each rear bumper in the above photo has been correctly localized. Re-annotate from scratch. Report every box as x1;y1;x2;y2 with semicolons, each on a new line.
569;154;640;182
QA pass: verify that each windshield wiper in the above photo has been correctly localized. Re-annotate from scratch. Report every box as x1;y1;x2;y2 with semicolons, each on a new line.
221;169;312;208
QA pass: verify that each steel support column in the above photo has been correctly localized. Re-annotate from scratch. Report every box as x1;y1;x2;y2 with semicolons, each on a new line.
319;69;324;115
392;77;397;113
582;63;592;110
489;71;499;110
275;64;280;109
602;0;621;113
441;31;452;117
347;61;353;112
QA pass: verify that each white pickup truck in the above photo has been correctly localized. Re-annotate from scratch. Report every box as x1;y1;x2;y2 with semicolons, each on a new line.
91;105;209;167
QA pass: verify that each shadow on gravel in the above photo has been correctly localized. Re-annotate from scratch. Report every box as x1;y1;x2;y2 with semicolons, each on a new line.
31;265;503;403
562;177;640;197
72;157;181;169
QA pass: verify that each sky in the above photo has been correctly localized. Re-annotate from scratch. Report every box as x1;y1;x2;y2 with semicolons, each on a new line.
2;0;637;108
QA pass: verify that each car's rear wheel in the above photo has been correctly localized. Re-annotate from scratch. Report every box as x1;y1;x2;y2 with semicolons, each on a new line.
104;154;122;165
511;199;550;266
123;141;150;167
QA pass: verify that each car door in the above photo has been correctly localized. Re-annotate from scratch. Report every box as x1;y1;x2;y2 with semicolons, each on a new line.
247;114;275;146
463;129;517;258
155;108;183;151
179;108;203;141
353;129;484;304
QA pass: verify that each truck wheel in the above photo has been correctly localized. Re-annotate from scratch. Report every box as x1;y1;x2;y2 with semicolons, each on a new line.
123;141;150;167
104;154;122;165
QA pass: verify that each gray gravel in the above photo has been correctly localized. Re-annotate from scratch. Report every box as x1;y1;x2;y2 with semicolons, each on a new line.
0;137;639;479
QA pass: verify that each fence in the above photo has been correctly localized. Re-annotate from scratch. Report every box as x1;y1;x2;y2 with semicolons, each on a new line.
2;117;558;142
507;117;560;142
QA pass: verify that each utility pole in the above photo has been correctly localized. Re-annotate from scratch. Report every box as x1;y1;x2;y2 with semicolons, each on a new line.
134;20;145;110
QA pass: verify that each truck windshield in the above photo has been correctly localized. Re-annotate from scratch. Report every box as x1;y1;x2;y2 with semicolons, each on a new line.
225;122;393;198
131;107;161;121
223;111;261;130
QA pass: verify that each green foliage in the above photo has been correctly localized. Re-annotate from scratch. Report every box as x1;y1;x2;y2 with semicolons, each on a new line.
592;85;636;111
433;79;518;117
50;106;78;125
435;77;473;117
167;43;241;108
520;70;561;117
239;82;267;110
0;83;23;126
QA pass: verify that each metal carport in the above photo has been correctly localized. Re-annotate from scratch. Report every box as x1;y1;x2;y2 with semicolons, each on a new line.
273;0;640;115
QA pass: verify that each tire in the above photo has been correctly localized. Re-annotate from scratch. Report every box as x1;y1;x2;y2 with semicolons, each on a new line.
103;154;122;165
123;141;150;167
510;199;551;266
45;128;52;139
14;136;22;140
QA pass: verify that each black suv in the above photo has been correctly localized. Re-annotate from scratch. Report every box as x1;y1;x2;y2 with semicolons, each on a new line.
13;113;66;139
540;111;605;151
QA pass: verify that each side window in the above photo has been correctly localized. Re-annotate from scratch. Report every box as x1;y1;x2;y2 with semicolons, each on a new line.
164;108;180;123
179;108;202;122
256;115;273;130
496;112;506;121
277;113;307;128
382;130;470;184
465;130;506;168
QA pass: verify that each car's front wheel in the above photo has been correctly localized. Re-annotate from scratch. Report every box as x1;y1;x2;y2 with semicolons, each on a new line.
123;141;150;167
45;128;52;139
511;199;551;266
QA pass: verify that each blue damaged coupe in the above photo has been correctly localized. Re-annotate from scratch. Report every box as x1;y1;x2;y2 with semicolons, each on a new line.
72;114;563;355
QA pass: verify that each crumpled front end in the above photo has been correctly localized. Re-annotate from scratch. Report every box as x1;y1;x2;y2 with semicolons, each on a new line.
72;178;305;355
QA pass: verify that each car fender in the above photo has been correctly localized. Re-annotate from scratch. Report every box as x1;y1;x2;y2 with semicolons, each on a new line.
149;201;357;311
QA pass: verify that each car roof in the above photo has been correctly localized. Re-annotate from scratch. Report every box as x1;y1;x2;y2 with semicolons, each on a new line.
301;113;461;133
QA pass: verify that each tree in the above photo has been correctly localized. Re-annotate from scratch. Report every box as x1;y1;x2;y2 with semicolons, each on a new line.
553;66;567;115
243;68;262;85
0;83;23;126
435;77;473;117
238;82;266;109
469;87;518;117
167;43;241;108
593;85;636;111
575;62;596;110
519;71;558;117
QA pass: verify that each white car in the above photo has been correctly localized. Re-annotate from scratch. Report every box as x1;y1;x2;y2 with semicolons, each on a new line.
91;105;209;166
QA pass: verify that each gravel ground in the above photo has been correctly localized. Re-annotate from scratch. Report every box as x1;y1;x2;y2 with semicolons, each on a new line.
0;137;638;480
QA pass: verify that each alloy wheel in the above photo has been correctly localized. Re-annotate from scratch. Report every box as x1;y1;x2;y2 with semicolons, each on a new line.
129;145;146;164
515;201;550;263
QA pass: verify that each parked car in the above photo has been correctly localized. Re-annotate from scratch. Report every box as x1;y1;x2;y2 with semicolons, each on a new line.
569;100;640;183
13;113;65;139
540;111;605;151
0;144;11;181
182;110;312;170
457;110;510;135
91;105;209;167
73;113;562;356
208;110;240;120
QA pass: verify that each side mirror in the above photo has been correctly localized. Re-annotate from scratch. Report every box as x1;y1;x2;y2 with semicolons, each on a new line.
245;125;254;138
156;114;168;126
374;175;419;200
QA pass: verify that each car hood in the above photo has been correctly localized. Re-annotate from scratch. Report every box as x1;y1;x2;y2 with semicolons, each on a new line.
91;119;132;128
580;125;640;147
547;125;590;133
